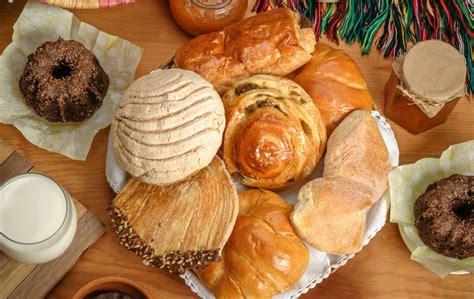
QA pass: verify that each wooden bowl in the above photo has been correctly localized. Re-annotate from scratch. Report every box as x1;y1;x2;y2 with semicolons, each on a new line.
72;276;152;299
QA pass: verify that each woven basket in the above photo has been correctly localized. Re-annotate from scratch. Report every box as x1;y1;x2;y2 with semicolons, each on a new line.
37;0;134;9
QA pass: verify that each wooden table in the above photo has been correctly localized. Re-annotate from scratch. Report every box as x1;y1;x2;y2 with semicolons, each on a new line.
1;1;473;298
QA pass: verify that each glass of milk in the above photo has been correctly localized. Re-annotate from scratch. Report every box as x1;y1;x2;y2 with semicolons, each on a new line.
0;173;77;264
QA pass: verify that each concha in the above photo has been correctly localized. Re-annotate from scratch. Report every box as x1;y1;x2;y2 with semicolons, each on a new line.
112;69;225;185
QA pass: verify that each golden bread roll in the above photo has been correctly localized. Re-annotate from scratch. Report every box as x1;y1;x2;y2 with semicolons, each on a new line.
323;110;391;201
109;157;238;273
292;110;391;255
222;75;327;190
292;176;373;255
175;8;316;94
111;69;225;186
294;43;373;134
170;0;247;36
197;189;309;298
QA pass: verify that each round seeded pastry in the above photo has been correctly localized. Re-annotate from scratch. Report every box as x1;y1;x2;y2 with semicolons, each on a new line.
112;69;225;185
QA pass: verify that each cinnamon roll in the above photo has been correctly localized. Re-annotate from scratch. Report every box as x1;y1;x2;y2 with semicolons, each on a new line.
222;75;326;190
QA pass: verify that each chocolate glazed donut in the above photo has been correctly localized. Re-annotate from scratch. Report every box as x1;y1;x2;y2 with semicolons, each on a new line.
222;75;326;190
20;38;109;123
414;174;474;259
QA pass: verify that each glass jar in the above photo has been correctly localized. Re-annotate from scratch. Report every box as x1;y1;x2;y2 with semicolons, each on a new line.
0;173;77;264
170;0;248;35
384;40;466;135
384;70;461;135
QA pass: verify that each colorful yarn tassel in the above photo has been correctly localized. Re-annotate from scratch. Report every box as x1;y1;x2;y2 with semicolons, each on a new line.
253;0;474;94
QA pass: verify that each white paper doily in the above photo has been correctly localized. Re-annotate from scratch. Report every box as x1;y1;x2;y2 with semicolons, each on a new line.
105;110;400;298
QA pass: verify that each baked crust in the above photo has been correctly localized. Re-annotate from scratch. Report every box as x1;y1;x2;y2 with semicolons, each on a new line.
294;43;373;134
111;69;225;186
197;189;309;298
109;157;238;273
292;110;391;255
323;110;391;201
292;176;373;255
175;8;315;94
221;75;326;190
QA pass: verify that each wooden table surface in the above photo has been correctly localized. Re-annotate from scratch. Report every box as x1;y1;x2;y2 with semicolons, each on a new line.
1;1;473;298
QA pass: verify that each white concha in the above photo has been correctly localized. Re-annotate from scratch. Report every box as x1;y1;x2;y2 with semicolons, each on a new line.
111;69;225;186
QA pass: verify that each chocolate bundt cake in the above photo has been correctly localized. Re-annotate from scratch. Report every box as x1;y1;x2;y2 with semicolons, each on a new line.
414;174;474;259
20;38;109;123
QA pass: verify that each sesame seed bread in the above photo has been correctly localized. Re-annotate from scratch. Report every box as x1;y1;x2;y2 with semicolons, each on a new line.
109;157;239;273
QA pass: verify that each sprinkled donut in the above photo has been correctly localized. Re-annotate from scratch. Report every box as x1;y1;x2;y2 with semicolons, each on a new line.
414;174;474;259
20;38;109;123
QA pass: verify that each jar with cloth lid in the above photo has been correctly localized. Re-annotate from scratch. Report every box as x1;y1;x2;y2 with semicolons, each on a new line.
384;40;467;134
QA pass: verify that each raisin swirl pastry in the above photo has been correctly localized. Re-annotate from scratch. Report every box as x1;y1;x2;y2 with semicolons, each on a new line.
222;75;327;190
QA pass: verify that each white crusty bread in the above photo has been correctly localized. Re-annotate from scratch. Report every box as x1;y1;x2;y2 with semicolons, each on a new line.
292;176;373;255
323;110;391;202
111;69;225;185
291;110;391;255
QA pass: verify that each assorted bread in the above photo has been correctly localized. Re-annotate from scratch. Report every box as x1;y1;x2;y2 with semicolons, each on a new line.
175;8;316;94
222;75;326;190
109;157;238;273
291;110;391;254
107;7;393;297
111;69;225;186
11;0;470;295
197;189;309;298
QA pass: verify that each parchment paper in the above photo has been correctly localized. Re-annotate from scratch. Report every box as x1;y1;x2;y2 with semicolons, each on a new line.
389;140;474;277
0;1;142;160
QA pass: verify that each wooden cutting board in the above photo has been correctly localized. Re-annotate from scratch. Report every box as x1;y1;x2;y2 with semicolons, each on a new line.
0;139;105;298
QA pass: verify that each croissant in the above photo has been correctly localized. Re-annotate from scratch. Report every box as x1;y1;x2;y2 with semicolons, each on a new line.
197;189;309;298
109;157;239;273
222;75;327;190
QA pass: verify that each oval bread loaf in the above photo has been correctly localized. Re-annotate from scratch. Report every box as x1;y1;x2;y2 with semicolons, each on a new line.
112;69;225;185
294;43;373;135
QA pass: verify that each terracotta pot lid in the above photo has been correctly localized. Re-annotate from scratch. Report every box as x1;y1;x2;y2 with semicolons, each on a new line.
72;276;151;299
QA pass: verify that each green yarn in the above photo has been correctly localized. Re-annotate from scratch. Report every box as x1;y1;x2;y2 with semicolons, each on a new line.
361;0;390;53
320;3;334;33
339;0;356;41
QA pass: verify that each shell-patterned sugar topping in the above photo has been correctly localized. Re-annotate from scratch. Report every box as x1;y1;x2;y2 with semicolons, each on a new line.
111;69;225;186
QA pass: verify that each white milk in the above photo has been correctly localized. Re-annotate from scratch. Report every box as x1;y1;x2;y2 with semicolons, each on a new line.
0;174;67;243
0;174;77;264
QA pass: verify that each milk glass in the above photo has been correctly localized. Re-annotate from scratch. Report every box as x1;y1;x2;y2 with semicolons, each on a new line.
0;173;77;264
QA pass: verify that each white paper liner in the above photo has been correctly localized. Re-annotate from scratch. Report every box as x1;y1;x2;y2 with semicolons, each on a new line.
105;109;399;298
389;140;474;277
0;1;143;160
